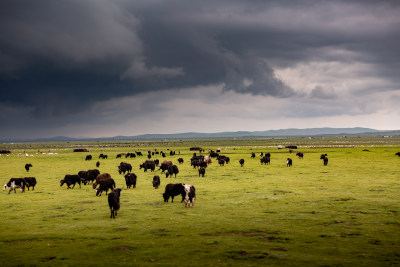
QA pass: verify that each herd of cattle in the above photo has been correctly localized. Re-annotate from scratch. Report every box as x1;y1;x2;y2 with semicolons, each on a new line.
8;148;398;219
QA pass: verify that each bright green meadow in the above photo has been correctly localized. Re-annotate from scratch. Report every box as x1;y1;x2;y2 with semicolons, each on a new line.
0;137;399;266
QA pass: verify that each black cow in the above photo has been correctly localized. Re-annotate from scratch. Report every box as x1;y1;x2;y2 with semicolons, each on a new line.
136;152;143;156
296;152;304;159
96;161;100;168
320;154;327;159
99;154;104;159
198;167;205;177
124;173;137;189
163;183;186;203
260;157;270;165
265;153;271;158
153;175;160;189
24;177;37;190
116;154;122;158
85;155;92;161
251;152;255;158
139;161;155;172
85;169;100;184
147;154;152;159
154;159;160;166
323;157;329;166
286;158;293;167
166;165;179;178
60;175;81;189
218;159;225;166
25;163;32;172
96;178;116;196
108;188;122;219
118;162;132;174
3;178;26;194
395;152;400;157
177;158;184;164
239;159;245;167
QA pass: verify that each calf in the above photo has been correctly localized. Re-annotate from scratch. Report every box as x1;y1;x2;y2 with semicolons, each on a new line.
183;184;196;208
124;173;137;189
286;158;293;167
198;167;205;177
60;175;81;189
108;188;122;219
239;159;245;167
163;183;186;203
153;175;160;189
96;178;116;196
24;177;37;190
25;163;32;172
3;178;26;194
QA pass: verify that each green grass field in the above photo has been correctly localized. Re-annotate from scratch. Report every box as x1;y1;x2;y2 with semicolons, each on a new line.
0;137;399;266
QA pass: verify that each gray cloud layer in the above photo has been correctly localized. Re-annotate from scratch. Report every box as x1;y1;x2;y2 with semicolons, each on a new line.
1;0;399;138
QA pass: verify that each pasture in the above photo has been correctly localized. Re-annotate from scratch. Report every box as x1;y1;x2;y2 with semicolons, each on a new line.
0;137;399;266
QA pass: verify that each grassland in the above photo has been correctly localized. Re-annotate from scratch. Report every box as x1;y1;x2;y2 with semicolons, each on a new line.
0;136;399;266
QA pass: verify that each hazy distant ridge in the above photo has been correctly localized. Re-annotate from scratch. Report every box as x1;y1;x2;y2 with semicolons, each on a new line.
2;127;399;143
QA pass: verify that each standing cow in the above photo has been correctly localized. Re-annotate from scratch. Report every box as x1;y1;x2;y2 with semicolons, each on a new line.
25;164;32;172
286;158;293;167
239;159;245;167
108;188;122;219
153;175;160;189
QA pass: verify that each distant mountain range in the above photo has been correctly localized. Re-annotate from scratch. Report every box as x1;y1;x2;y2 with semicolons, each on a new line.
1;127;399;143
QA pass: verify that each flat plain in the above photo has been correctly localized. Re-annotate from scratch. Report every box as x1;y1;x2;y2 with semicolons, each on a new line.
0;136;399;266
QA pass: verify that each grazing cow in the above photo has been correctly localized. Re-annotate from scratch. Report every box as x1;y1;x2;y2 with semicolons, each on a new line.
204;156;212;164
260;152;263;157
147;154;152;159
395;152;400;157
24;177;37;190
96;161;100;168
286;145;298;149
124;173;137;189
239;159;245;167
96;178;116;196
139;161;155;172
118;162;132;174
198;167;205;177
60;175;81;189
286;158;293;167
85;155;92;161
218;159;225;166
265;153;271;158
166;165;179;178
159;160;173;172
99;154;104;159
323;157;329;166
177;158;184;164
108;188;122;219
260;157;270;165
116;154;122;159
3;178;26;194
85;169;100;184
251;152;255;158
162;183;186;203
183;184;196;208
296;152;304;159
154;159;160;166
136;152;143;156
93;173;112;189
153;175;160;189
25;163;32;172
320;154;327;159
216;148;221;153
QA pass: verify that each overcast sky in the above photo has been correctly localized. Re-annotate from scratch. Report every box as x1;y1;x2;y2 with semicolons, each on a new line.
1;0;399;139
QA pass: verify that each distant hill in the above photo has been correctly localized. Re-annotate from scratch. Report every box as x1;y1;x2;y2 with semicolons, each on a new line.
1;127;399;143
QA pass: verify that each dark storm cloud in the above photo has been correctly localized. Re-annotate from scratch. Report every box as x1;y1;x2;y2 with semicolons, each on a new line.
1;0;399;133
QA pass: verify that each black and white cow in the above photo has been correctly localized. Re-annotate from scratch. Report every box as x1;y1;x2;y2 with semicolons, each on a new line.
286;158;293;167
162;183;186;203
3;178;26;194
183;184;196;208
25;163;32;172
108;188;122;219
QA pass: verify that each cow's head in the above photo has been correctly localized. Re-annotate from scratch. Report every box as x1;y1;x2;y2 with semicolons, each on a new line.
3;184;8;191
163;193;169;202
60;179;65;187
